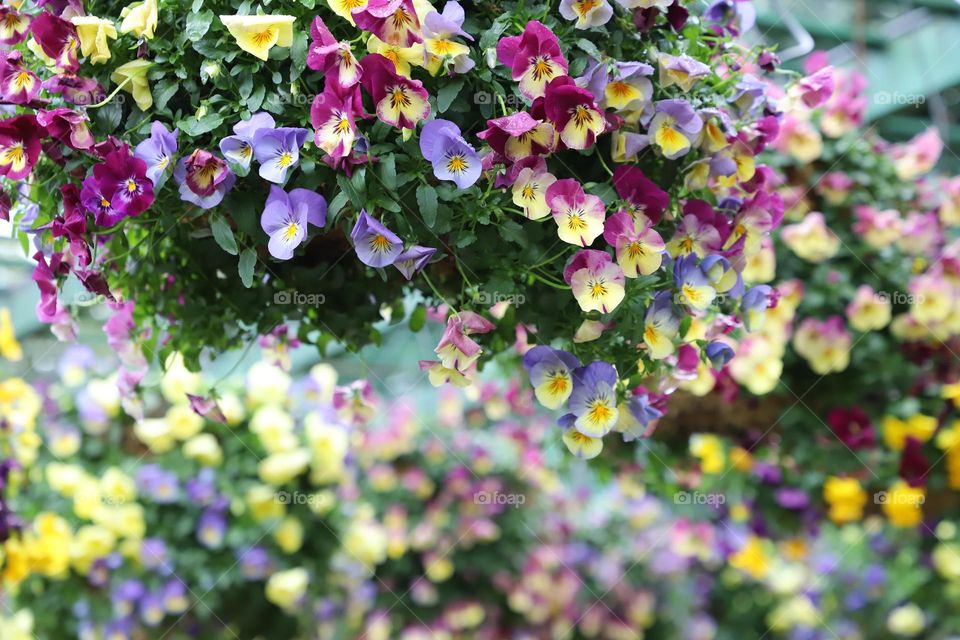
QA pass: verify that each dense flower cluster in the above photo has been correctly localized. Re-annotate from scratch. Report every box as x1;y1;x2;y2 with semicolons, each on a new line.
2;0;792;457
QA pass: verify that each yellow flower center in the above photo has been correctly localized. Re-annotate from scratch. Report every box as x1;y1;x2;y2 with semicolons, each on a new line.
14;71;31;90
283;222;300;241
370;234;391;253
571;105;594;129
251;28;275;47
590;279;608;299
126;179;139;193
1;143;24;166
531;56;555;81
575;0;599;16
277;152;294;168
389;85;412;109
586;399;613;426
521;185;537;201
567;212;587;231
446;154;468;174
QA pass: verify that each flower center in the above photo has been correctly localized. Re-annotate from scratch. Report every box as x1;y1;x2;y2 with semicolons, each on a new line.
283;222;300;241
277;151;294;168
126;178;139;194
389;85;412;109
251;28;275;47
566;211;586;231
370;234;391;253
1;143;24;167
530;56;555;81
590;279;608;299
446;153;468;174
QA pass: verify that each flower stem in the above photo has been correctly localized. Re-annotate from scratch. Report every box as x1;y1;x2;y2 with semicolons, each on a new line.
88;77;131;109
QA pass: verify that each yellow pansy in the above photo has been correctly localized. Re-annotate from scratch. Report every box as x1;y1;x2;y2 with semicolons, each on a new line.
367;35;424;77
71;16;117;64
183;433;223;466
823;476;866;524
0;308;22;361
328;0;369;24
220;14;295;61
110;59;153;110
690;434;725;474
882;481;925;528
265;567;308;611
274;516;304;554
120;0;158;39
729;535;770;579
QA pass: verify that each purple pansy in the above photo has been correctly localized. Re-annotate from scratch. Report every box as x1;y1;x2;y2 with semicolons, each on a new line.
351;209;403;268
174;149;235;209
419;119;481;188
394;245;436;280
260;185;327;260
522;345;581;410
91;146;155;220
253;126;310;184
673;253;716;310
568;361;619;437
134;121;178;188
219;112;275;171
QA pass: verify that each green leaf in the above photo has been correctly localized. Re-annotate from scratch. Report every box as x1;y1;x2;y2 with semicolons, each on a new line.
575;38;603;61
499;218;526;245
380;155;397;190
185;10;214;41
154;81;179;112
409;305;427;332
177;112;224;136
238;249;256;288
479;13;511;50
210;215;239;256
437;79;464;113
416;185;438;227
247;84;266;112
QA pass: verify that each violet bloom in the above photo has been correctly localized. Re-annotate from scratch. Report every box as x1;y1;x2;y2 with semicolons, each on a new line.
42;74;104;105
0;8;30;46
219;112;275;170
91;146;155;219
140;591;166;627
307;16;361;87
704;0;757;34
649;99;702;159
628;392;662;428
0;55;40;104
522;345;581;410
476;111;556;162
351;209;403;268
394;245;436;280
134;121;178;188
496;20;568;99
740;285;773;331
136;464;180;503
112;579;145;617
162;579;190;614
705;341;734;367
568;361;619;437
673;254;716;310
260;185;327;260
140;538;169;572
253;126;309;184
174;149;235;209
419;119;481;188
28;11;79;73
198;507;226;548
559;0;613;28
423;1;473;41
36;108;94;150
240;546;272;580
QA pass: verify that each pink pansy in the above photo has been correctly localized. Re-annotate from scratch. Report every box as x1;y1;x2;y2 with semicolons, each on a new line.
898;211;941;256
564;249;625;314
602;211;665;277
307;16;362;87
543;77;605;150
352;0;422;47
36;108;94;150
497;20;568;100
311;79;366;160
665;203;723;257
476;111;556;162
546;178;606;246
724;190;784;255
892;127;943;181
0;52;40;104
359;53;430;129
612;165;669;224
28;10;80;72
797;66;835;108
0;114;44;180
434;311;495;374
0;8;31;45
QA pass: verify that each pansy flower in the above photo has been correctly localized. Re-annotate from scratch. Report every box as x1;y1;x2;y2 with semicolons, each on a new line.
219;14;295;61
37;109;94;152
561;419;603;458
0;54;39;104
512;166;557;220
0;115;43;181
725;190;784;255
419;119;481;188
564;249;625;314
522;345;581;410
219;112;275;171
658;53;711;92
673;254;717;310
559;0;613;29
394;245;436;280
642;291;679;359
29;11;80;72
612;165;669;224
0;8;30;45
700;254;742;297
311;81;365;160
366;34;424;77
110;59;153;110
568;362;619;437
351;209;403;267
328;0;369;24
70;16;117;64
352;0;422;47
261;185;327;260
546;179;606;246
497;21;568;99
307;16;362;87
602;211;665;277
174;150;236;209
477;111;556;162
421;1;472;64
81;174;122;226
360;53;431;130
611;130;649;163
42;74;104;106
666;204;722;257
434;311;495;374
649;99;702;159
578;58;655;113
544;77;605;150
740;285;773;332
92;146;155;219
253;126;309;184
119;0;158;40
134;121;178;188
